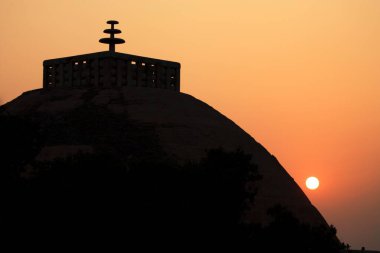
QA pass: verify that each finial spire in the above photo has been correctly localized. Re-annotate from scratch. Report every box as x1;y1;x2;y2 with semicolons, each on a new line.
99;20;125;52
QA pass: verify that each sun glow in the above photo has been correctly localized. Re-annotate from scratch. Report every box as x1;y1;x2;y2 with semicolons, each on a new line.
306;177;319;190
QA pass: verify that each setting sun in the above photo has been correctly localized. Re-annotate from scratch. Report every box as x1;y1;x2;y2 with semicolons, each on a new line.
306;177;319;190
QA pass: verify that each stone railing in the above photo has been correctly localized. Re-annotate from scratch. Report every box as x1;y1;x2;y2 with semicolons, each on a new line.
43;51;181;91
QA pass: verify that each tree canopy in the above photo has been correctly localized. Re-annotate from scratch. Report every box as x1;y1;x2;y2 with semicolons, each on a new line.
0;114;347;251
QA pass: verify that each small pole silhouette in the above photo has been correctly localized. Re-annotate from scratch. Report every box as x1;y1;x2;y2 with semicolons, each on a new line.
99;20;125;52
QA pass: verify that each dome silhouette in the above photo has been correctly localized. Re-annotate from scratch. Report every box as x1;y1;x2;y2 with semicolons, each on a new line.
1;87;326;226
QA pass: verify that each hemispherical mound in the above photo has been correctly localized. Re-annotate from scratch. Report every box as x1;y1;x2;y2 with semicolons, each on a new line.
1;87;327;226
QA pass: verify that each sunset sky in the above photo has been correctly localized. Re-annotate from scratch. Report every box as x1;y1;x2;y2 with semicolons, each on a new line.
1;0;379;250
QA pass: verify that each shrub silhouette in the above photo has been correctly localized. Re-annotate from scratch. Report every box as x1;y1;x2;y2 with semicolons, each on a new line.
0;114;347;251
250;204;346;252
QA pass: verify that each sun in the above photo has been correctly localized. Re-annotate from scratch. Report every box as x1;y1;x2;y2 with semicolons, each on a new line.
306;177;319;190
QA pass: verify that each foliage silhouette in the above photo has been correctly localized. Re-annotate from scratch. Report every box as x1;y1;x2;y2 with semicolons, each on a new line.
0;115;42;183
250;204;347;252
0;114;348;251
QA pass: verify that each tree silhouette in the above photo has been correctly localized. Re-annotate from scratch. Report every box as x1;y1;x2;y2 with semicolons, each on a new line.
249;204;347;252
0;114;348;251
0;144;260;248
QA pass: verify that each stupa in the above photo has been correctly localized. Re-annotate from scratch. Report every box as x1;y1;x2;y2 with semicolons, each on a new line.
1;20;328;228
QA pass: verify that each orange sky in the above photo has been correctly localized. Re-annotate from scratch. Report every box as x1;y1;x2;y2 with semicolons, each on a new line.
1;0;380;250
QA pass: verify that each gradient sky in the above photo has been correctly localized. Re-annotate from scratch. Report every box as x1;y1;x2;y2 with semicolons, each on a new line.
1;0;379;250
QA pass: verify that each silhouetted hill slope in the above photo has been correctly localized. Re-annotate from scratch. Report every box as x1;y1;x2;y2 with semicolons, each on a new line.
1;87;326;226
